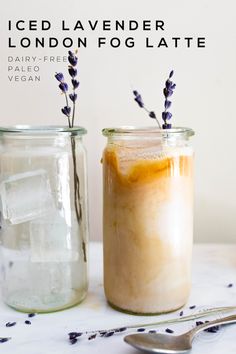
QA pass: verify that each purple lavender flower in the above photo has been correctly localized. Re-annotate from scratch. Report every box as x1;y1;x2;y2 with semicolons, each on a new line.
69;93;78;102
61;106;71;117
59;82;68;93
133;90;161;127
164;100;172;109
68;51;78;67
132;70;176;128
134;91;144;108
72;79;80;89
55;72;64;82
162;112;172;121
68;67;77;78
162;70;176;129
149;111;156;119
162;123;172;129
0;338;11;343
163;88;174;98
165;328;174;334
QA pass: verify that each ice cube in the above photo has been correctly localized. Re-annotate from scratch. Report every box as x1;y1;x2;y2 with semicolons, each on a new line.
0;169;54;225
30;212;79;262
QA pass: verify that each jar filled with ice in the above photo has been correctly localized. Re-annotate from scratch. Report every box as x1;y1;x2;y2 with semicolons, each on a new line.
0;126;89;312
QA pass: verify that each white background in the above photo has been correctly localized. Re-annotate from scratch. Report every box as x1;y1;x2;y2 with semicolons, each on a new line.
0;0;235;243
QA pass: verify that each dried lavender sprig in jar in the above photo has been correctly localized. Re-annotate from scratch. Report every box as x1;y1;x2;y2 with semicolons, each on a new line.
133;90;161;128
133;70;176;129
162;70;176;129
54;50;87;263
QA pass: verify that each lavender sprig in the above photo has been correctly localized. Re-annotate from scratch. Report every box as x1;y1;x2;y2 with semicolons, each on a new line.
54;50;80;128
133;70;176;129
162;70;176;129
133;90;161;128
54;50;87;263
66;306;236;343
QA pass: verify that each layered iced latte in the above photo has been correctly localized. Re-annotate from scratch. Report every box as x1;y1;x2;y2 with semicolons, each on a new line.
102;127;194;314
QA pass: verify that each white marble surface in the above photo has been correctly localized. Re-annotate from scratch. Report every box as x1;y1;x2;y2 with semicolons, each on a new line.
1;242;236;354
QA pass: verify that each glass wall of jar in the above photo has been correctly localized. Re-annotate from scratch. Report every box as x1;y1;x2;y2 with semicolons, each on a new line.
102;127;194;315
0;126;89;313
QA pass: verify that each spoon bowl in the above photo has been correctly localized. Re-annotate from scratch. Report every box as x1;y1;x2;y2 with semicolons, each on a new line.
124;314;236;353
124;333;191;354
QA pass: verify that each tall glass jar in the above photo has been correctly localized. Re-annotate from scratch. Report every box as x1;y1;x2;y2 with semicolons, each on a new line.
102;127;194;315
0;126;89;313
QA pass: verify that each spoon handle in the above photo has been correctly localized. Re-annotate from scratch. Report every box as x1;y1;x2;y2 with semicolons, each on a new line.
187;314;236;340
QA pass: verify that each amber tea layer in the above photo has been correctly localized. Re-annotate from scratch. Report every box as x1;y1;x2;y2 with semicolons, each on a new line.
103;141;193;314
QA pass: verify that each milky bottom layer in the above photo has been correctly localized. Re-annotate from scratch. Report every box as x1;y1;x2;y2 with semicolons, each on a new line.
103;148;193;314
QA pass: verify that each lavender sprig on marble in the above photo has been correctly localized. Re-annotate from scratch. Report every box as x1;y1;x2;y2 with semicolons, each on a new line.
66;306;236;345
55;50;79;128
162;70;176;129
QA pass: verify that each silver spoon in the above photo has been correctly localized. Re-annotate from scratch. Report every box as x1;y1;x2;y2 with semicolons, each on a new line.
124;314;236;353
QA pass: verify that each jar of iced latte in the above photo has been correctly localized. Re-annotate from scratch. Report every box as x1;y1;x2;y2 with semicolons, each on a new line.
102;127;194;314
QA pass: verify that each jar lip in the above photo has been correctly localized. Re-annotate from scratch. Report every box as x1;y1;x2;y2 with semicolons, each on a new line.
102;126;194;137
0;125;87;136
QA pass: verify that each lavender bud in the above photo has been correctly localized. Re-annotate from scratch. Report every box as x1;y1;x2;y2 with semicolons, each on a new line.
0;338;11;343
196;321;204;326
104;331;114;337
61;106;71;117
165;80;172;90
171;83;176;90
115;327;127;332
134;95;144;108
69;93;78;103
149;111;156;119
68;332;83;339
166;112;172;120
164;100;171;109
88;334;97;340
68;66;77;78
6;322;16;327
59;82;68;93
165;328;174;334
169;70;174;78
72;79;80;89
68;52;78;67
166;89;174;97
55;72;64;82
162;123;172;129
133;90;138;96
162;111;167;121
70;338;78;345
28;313;36;318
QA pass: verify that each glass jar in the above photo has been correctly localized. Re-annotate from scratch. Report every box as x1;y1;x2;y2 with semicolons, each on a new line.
0;126;89;313
102;126;194;315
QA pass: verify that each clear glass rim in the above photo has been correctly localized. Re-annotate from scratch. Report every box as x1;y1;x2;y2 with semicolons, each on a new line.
0;125;87;136
102;126;194;137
